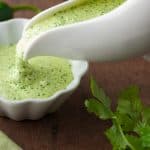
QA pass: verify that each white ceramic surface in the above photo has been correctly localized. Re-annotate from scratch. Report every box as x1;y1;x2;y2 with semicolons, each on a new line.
20;0;150;61
0;19;88;121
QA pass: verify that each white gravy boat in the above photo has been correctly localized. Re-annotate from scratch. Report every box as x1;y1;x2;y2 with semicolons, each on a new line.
20;0;150;61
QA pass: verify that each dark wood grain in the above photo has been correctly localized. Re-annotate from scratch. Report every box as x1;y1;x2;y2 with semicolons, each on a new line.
0;1;150;150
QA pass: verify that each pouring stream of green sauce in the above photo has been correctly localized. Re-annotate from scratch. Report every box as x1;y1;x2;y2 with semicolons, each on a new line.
0;45;73;100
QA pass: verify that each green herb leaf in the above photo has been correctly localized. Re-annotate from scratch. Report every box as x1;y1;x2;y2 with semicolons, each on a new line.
85;77;150;150
0;1;41;21
0;2;13;21
90;76;111;108
142;107;150;124
116;86;142;131
134;122;150;148
85;98;112;120
126;135;143;150
105;125;127;150
115;113;135;132
117;85;142;115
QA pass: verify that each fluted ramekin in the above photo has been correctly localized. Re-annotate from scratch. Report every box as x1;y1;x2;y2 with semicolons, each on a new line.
0;19;88;121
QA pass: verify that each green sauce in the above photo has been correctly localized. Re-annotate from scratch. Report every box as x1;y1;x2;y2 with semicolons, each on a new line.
0;0;125;100
25;0;125;40
0;45;73;100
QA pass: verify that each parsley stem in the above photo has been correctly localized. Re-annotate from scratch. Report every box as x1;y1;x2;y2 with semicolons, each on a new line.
12;5;41;13
113;116;136;150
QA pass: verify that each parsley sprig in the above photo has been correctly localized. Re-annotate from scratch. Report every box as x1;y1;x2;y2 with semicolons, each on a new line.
0;1;41;21
85;77;150;150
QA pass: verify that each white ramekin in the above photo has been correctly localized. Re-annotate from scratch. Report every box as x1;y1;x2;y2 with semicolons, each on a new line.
0;19;88;121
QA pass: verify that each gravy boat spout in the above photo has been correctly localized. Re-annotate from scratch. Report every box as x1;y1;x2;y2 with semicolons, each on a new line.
20;0;150;61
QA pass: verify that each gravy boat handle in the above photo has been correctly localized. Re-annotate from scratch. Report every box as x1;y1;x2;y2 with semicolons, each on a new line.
23;0;150;61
